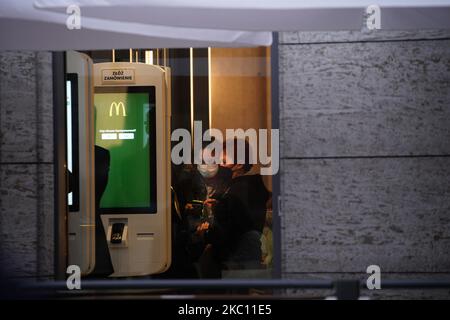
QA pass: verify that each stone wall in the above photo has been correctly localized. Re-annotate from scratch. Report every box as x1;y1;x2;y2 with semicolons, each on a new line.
0;52;54;278
279;30;450;299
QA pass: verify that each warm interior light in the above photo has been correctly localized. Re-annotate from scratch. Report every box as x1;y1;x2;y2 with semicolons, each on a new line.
190;47;194;146
208;47;212;130
145;50;154;65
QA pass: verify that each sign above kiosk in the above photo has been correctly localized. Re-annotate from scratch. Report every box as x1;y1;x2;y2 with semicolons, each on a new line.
101;69;135;84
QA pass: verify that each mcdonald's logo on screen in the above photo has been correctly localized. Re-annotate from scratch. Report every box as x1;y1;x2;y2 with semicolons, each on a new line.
109;101;127;117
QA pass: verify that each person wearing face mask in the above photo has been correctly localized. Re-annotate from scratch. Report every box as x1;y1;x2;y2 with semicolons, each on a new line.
197;163;221;202
182;144;232;215
172;146;231;278
197;163;219;178
192;162;233;278
198;138;271;275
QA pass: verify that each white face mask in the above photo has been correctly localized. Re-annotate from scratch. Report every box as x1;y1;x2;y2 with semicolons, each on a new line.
197;164;219;179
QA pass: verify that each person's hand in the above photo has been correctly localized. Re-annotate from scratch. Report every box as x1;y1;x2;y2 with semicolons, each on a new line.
195;221;210;237
184;203;195;214
203;198;217;208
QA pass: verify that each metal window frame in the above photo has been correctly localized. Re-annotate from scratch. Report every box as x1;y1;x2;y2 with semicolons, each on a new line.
53;52;68;280
271;32;281;279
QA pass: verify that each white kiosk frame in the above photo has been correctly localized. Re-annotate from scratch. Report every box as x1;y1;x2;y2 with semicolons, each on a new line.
66;51;96;276
93;62;172;277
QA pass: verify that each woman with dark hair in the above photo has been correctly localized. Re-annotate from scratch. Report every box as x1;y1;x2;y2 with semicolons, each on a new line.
200;138;271;273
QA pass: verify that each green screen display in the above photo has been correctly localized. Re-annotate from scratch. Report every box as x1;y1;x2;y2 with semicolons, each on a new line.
94;86;156;213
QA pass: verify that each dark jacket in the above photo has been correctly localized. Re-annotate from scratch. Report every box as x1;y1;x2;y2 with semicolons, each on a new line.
90;145;114;277
174;165;232;210
210;173;270;266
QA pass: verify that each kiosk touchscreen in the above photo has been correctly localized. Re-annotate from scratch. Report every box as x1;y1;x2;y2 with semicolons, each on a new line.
94;86;157;214
93;62;171;277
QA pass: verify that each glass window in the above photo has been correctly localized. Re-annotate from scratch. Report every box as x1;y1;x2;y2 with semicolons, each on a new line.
84;47;275;282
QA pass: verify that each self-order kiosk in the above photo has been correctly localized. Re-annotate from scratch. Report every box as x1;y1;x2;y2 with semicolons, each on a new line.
67;51;171;277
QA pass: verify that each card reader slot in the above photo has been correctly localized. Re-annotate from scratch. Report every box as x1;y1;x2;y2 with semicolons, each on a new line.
136;232;154;240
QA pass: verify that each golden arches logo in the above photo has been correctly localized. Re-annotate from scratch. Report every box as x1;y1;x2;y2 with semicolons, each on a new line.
109;101;127;117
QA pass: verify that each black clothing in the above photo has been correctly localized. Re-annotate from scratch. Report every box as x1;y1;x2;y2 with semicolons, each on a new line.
168;165;233;278
173;165;232;258
209;174;270;269
90;145;114;277
155;187;198;279
174;165;232;210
